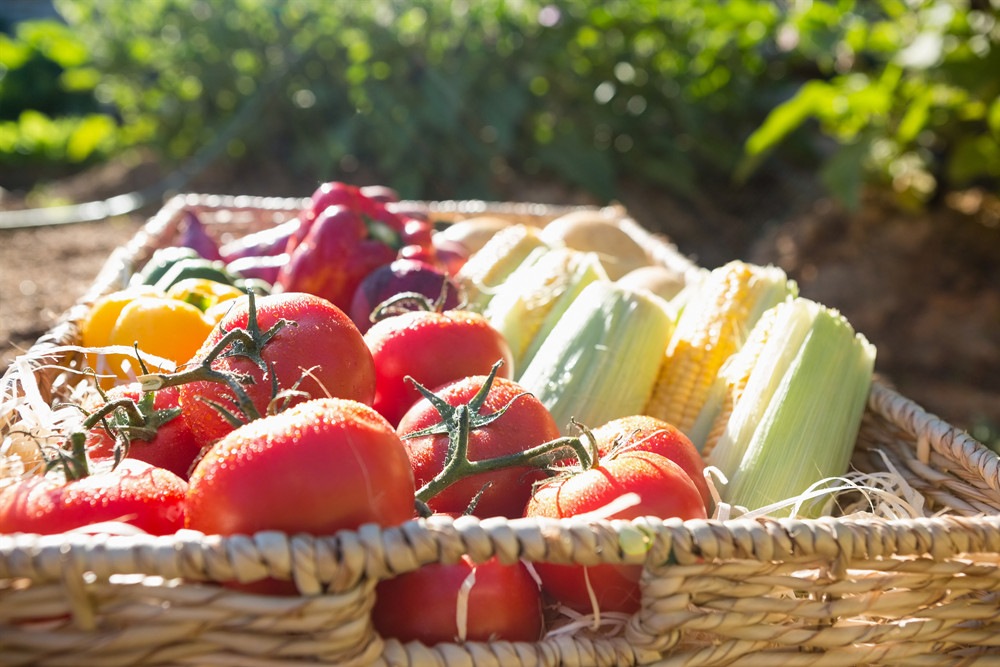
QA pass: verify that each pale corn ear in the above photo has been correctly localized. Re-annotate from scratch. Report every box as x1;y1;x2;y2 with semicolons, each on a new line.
645;261;796;445
707;298;816;478
710;298;876;517
484;247;608;377
701;301;787;456
517;281;674;436
455;224;550;312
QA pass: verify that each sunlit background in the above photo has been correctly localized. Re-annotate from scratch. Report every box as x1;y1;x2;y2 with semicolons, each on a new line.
3;0;997;208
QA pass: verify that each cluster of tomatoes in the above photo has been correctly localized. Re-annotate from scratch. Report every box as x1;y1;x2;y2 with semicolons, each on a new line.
0;183;711;646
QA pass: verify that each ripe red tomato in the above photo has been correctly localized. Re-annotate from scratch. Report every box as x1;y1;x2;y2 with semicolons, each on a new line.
372;554;544;645
0;459;187;536
590;415;711;512
85;383;203;480
397;374;559;518
178;292;376;448
524;449;707;614
365;309;514;427
185;398;415;537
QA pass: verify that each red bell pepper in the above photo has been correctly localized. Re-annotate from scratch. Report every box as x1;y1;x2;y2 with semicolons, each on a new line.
274;204;403;311
286;182;369;256
275;181;440;310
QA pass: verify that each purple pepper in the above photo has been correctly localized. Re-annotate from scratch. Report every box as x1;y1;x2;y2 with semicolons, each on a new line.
348;259;461;334
226;253;288;285
219;218;301;262
177;210;222;261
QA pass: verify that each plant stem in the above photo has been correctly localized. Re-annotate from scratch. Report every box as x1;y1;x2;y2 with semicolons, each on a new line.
137;307;292;423
415;431;595;504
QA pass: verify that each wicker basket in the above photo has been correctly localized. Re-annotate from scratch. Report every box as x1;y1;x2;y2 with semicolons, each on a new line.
1;194;998;667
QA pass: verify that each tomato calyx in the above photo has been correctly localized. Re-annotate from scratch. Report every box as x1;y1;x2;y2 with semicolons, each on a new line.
403;360;597;512
45;431;92;481
47;383;178;480
139;291;296;425
91;391;181;463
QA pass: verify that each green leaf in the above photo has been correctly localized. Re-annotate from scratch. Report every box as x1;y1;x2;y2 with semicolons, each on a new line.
60;67;101;92
988;97;1000;136
745;80;833;157
534;129;616;200
21;20;89;68
896;90;931;145
947;135;1000;185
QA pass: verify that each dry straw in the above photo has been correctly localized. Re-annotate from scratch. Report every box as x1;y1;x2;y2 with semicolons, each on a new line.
1;195;998;666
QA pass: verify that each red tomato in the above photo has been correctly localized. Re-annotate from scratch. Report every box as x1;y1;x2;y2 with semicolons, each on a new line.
590;415;712;512
524;449;707;614
186;397;415;537
0;459;187;536
397;374;559;518
372;554;544;645
86;383;203;480
178;292;376;448
365;309;514;427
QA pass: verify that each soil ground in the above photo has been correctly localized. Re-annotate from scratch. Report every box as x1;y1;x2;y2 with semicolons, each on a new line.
1;154;998;449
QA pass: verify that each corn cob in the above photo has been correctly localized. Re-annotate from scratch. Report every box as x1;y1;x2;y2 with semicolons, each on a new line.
699;301;786;458
454;224;550;313
705;298;814;470
517;281;674;435
644;260;796;448
708;298;876;517
484;246;608;377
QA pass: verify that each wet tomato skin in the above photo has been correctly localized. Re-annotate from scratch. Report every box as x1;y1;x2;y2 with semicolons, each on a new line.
0;459;187;536
589;415;712;512
178;292;376;449
525;449;707;614
372;554;544;645
397;374;559;519
185;397;416;538
365;309;513;427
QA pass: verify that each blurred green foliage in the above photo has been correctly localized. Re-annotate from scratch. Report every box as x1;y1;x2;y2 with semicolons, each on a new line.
741;0;1000;209
0;20;122;168
1;0;997;206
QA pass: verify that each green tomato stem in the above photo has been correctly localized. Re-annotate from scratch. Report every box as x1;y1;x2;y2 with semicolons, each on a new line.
137;292;293;424
406;360;602;508
414;431;595;505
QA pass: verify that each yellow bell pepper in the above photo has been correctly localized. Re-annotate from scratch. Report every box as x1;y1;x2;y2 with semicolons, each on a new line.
80;286;217;387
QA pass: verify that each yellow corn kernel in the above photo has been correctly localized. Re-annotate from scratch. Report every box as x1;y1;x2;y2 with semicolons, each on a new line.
645;261;795;445
701;302;785;457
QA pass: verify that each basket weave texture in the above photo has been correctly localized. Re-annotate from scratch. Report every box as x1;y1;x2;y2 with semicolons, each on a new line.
1;194;999;667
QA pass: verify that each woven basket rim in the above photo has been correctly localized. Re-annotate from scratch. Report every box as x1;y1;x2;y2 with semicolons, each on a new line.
4;513;1000;588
